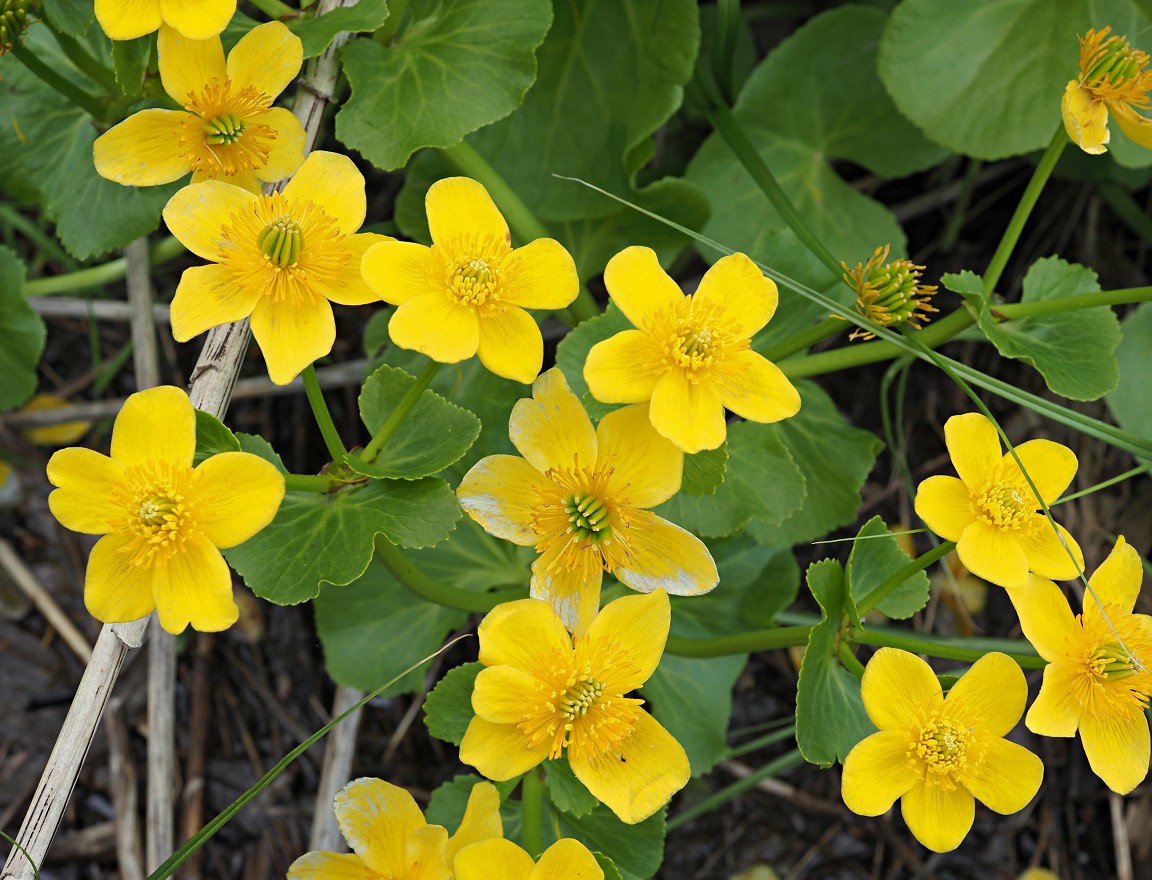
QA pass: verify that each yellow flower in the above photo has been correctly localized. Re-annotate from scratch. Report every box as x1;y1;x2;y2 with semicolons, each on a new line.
839;245;937;341
288;777;502;879
460;590;690;825
913;412;1083;590
95;24;305;193
163;150;390;385
457;368;717;634
841;648;1043;853
1062;27;1152;154
455;838;603;880
1009;537;1152;795
95;0;235;40
361;178;579;384
45;386;284;634
20;394;91;446
583;247;800;454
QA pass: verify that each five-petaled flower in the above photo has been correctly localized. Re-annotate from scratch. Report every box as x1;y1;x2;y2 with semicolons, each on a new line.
46;386;284;634
96;0;235;41
455;838;604;880
95;24;305;193
163;150;389;385
361;177;579;384
460;590;690;825
914;412;1083;590
1010;536;1152;795
841;648;1044;853
583;247;800;454
457;368;717;634
287;777;502;880
1063;27;1152;155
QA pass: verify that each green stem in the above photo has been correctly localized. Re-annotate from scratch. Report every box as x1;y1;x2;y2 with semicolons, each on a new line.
727;724;796;759
665;625;811;658
1053;463;1152;506
666;749;804;831
50;29;120;95
855;540;955;616
761;316;845;362
302;364;348;462
248;0;298;19
376;538;526;613
10;42;108;119
837;642;866;679
981;127;1066;296
520;769;544;857
360;359;441;464
284;473;338;492
25;237;185;295
851;628;1045;670
994;286;1152;319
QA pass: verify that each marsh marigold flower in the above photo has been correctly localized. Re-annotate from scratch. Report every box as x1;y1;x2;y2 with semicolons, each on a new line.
1010;536;1152;794
914;412;1083;590
0;0;29;56
457;368;717;634
45;386;284;634
1063;27;1152;154
460;590;690;825
361;177;579;383
840;245;937;340
96;0;234;40
841;648;1043;853
95;24;305;193
163;150;389;385
455;838;603;880
288;777;502;879
583;247;800;454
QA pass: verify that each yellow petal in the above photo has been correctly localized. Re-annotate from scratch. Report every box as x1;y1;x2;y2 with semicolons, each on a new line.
457;454;550;546
460;716;550;781
333;777;426;876
585;589;670;690
1086;535;1143;619
46;448;126;534
1003;439;1077;506
1062;81;1110;154
860;647;940;731
583;330;663;404
226;21;302;100
613;513;718;600
1025;661;1082;737
472;665;538;724
250;294;336;386
509;368;597;475
253;108;307;183
945;651;1026;738
164;180;257;262
204;168;262;193
596;403;682;507
477;308;543;384
713;350;801;424
603;247;683;331
477;597;571;672
95;0;162;40
1006;574;1076;662
531;552;603;636
22;395;91;446
190;451;284;548
159;0;234;40
955;520;1029;589
152;533;237;634
111;385;195;469
93;110;189;187
324;233;392;306
900;780;974;853
649;371;726;454
84;534;158;623
1110;100;1152;149
287;851;377;880
158;25;225;103
532;839;604;880
1080;711;1151;794
501;239;579;310
427;177;509;246
840;730;918;816
282;151;366;236
914;475;975;542
1018;518;1083;581
388;293;480;364
454;839;534;880
170;264;262;342
361;240;437;305
569;710;689;825
944;413;1001;488
692;252;777;338
405;825;450;880
447;783;503;864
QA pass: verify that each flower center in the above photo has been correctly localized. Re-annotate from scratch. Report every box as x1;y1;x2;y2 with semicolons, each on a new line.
905;701;983;792
179;80;277;177
1072;608;1152;721
1079;28;1152;107
204;112;246;145
973;476;1034;531
257;216;304;268
652;296;748;381
563;491;612;544
433;235;514;315
841;245;937;340
559;677;606;719
530;458;633;576
111;464;198;567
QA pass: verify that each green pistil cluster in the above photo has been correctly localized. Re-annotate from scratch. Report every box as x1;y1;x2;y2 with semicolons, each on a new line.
258;217;304;268
1087;37;1145;88
204;113;247;146
1096;643;1139;680
563;491;611;543
0;0;30;54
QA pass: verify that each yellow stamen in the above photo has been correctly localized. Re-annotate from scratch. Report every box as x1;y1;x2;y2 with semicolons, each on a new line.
111;462;198;567
839;245;938;341
179;80;277;177
531;456;634;573
905;697;985;791
432;235;517;315
971;467;1036;532
1078;27;1152;108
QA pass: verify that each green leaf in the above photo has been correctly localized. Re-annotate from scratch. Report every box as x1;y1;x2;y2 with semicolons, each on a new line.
978;256;1122;401
424;662;482;746
554;304;632;420
290;0;390;58
42;0;94;36
847;516;930;619
223;477;461;604
193;409;241;466
1106;301;1152;448
235;432;289;475
313;560;468;694
558;806;666;880
747;381;883;547
353;364;482;479
593;853;625;880
878;0;1152;161
110;35;152;96
0;247;45;412
682;444;727;496
425;774;519;830
654;421;805;538
335;0;553;170
543;756;599;818
795;560;873;766
941;269;986;304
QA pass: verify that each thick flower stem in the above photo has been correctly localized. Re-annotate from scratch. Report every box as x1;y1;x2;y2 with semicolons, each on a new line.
855;541;955;616
283;473;339;493
850;629;1045;670
9;42;108;120
302;365;348;462
837;642;866;679
25;237;185;296
375;538;526;613
665;626;812;657
359;359;441;464
520;769;545;858
994;286;1152;318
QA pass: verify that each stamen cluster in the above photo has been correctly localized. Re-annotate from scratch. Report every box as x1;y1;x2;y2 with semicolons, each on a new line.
841;244;937;340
